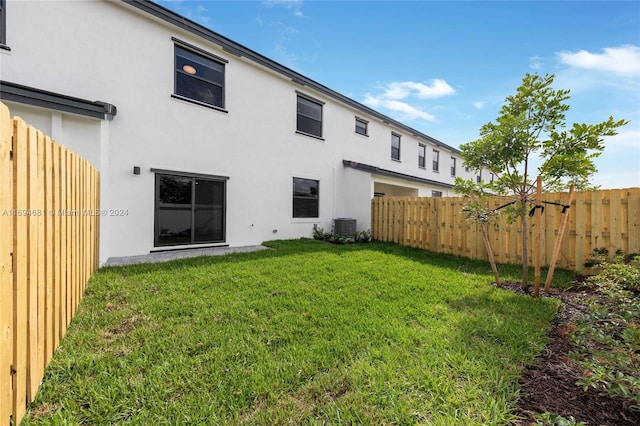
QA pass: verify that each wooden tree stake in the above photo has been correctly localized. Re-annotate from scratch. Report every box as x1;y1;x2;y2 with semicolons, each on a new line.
534;176;542;297
544;184;575;292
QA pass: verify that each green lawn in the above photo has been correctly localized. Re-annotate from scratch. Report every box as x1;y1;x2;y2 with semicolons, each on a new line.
23;240;569;425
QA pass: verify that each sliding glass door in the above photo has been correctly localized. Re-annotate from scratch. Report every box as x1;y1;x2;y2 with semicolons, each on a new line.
155;174;225;246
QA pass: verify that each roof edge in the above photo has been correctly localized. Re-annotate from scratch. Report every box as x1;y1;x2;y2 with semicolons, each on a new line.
0;80;117;120
122;0;460;153
343;160;453;189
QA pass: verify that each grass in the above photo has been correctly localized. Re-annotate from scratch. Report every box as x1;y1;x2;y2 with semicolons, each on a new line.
22;240;571;425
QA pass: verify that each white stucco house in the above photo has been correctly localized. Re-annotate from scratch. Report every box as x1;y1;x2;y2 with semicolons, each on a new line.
0;0;486;264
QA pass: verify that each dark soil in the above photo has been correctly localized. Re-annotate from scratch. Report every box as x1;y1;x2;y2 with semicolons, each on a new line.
501;282;640;425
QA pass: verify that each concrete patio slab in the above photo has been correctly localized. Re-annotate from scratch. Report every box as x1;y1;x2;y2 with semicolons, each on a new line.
104;245;270;267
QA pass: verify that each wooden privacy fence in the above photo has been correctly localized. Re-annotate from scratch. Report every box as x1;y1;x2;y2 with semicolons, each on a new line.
372;188;640;272
0;102;100;426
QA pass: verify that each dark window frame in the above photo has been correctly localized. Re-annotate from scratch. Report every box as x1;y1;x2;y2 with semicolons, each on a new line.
0;0;8;49
173;41;227;110
296;93;324;139
432;190;443;197
154;172;227;247
391;133;401;161
293;177;319;218
355;117;368;136
418;143;426;168
433;149;440;172
450;157;456;177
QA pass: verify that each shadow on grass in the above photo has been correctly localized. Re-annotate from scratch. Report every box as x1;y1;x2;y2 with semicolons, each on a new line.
95;238;575;289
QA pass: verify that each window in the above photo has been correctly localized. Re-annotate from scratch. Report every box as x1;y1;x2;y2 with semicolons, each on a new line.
418;144;426;168
465;166;470;172
490;173;495;183
0;0;6;47
451;157;456;177
297;95;323;138
433;149;440;172
391;133;401;161
355;117;368;136
154;173;226;246
293;177;319;218
477;173;482;184
174;44;225;108
432;190;442;197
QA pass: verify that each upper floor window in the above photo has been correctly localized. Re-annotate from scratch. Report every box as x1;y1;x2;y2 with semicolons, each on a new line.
432;190;443;197
433;149;440;172
418;144;426;168
465;166;470;172
477;173;482;184
297;95;323;138
451;157;456;177
391;133;401;161
0;0;7;47
490;172;495;183
174;44;226;109
355;117;368;136
293;177;319;218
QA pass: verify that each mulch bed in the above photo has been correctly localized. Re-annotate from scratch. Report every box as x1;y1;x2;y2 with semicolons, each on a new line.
500;282;640;425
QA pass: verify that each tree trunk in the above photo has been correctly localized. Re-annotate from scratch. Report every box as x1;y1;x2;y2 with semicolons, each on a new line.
480;223;501;287
521;197;529;291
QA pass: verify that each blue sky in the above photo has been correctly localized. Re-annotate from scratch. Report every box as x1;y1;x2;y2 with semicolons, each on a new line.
159;0;640;189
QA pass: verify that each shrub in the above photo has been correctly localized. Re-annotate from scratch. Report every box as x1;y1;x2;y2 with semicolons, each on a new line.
354;229;372;243
312;224;330;241
534;413;587;426
569;250;640;410
312;224;372;244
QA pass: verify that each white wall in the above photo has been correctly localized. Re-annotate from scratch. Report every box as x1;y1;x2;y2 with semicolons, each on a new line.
339;167;374;231
1;0;473;260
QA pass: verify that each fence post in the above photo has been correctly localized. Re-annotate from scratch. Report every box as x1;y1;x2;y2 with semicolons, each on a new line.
629;188;640;253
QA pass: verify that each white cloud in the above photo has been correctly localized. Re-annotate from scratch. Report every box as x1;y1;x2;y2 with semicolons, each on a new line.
602;128;640;153
529;56;544;70
557;45;640;76
381;80;455;100
263;0;303;6
363;95;436;122
267;21;300;68
473;101;486;110
362;79;454;123
589;127;640;188
160;1;210;26
263;0;305;17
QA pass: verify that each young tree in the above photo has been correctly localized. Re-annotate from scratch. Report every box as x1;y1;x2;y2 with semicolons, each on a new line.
456;73;627;290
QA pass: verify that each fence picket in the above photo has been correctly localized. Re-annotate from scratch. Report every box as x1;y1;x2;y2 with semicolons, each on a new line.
0;102;13;426
35;132;46;398
574;191;587;270
43;137;54;365
12;117;28;422
26;125;40;402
